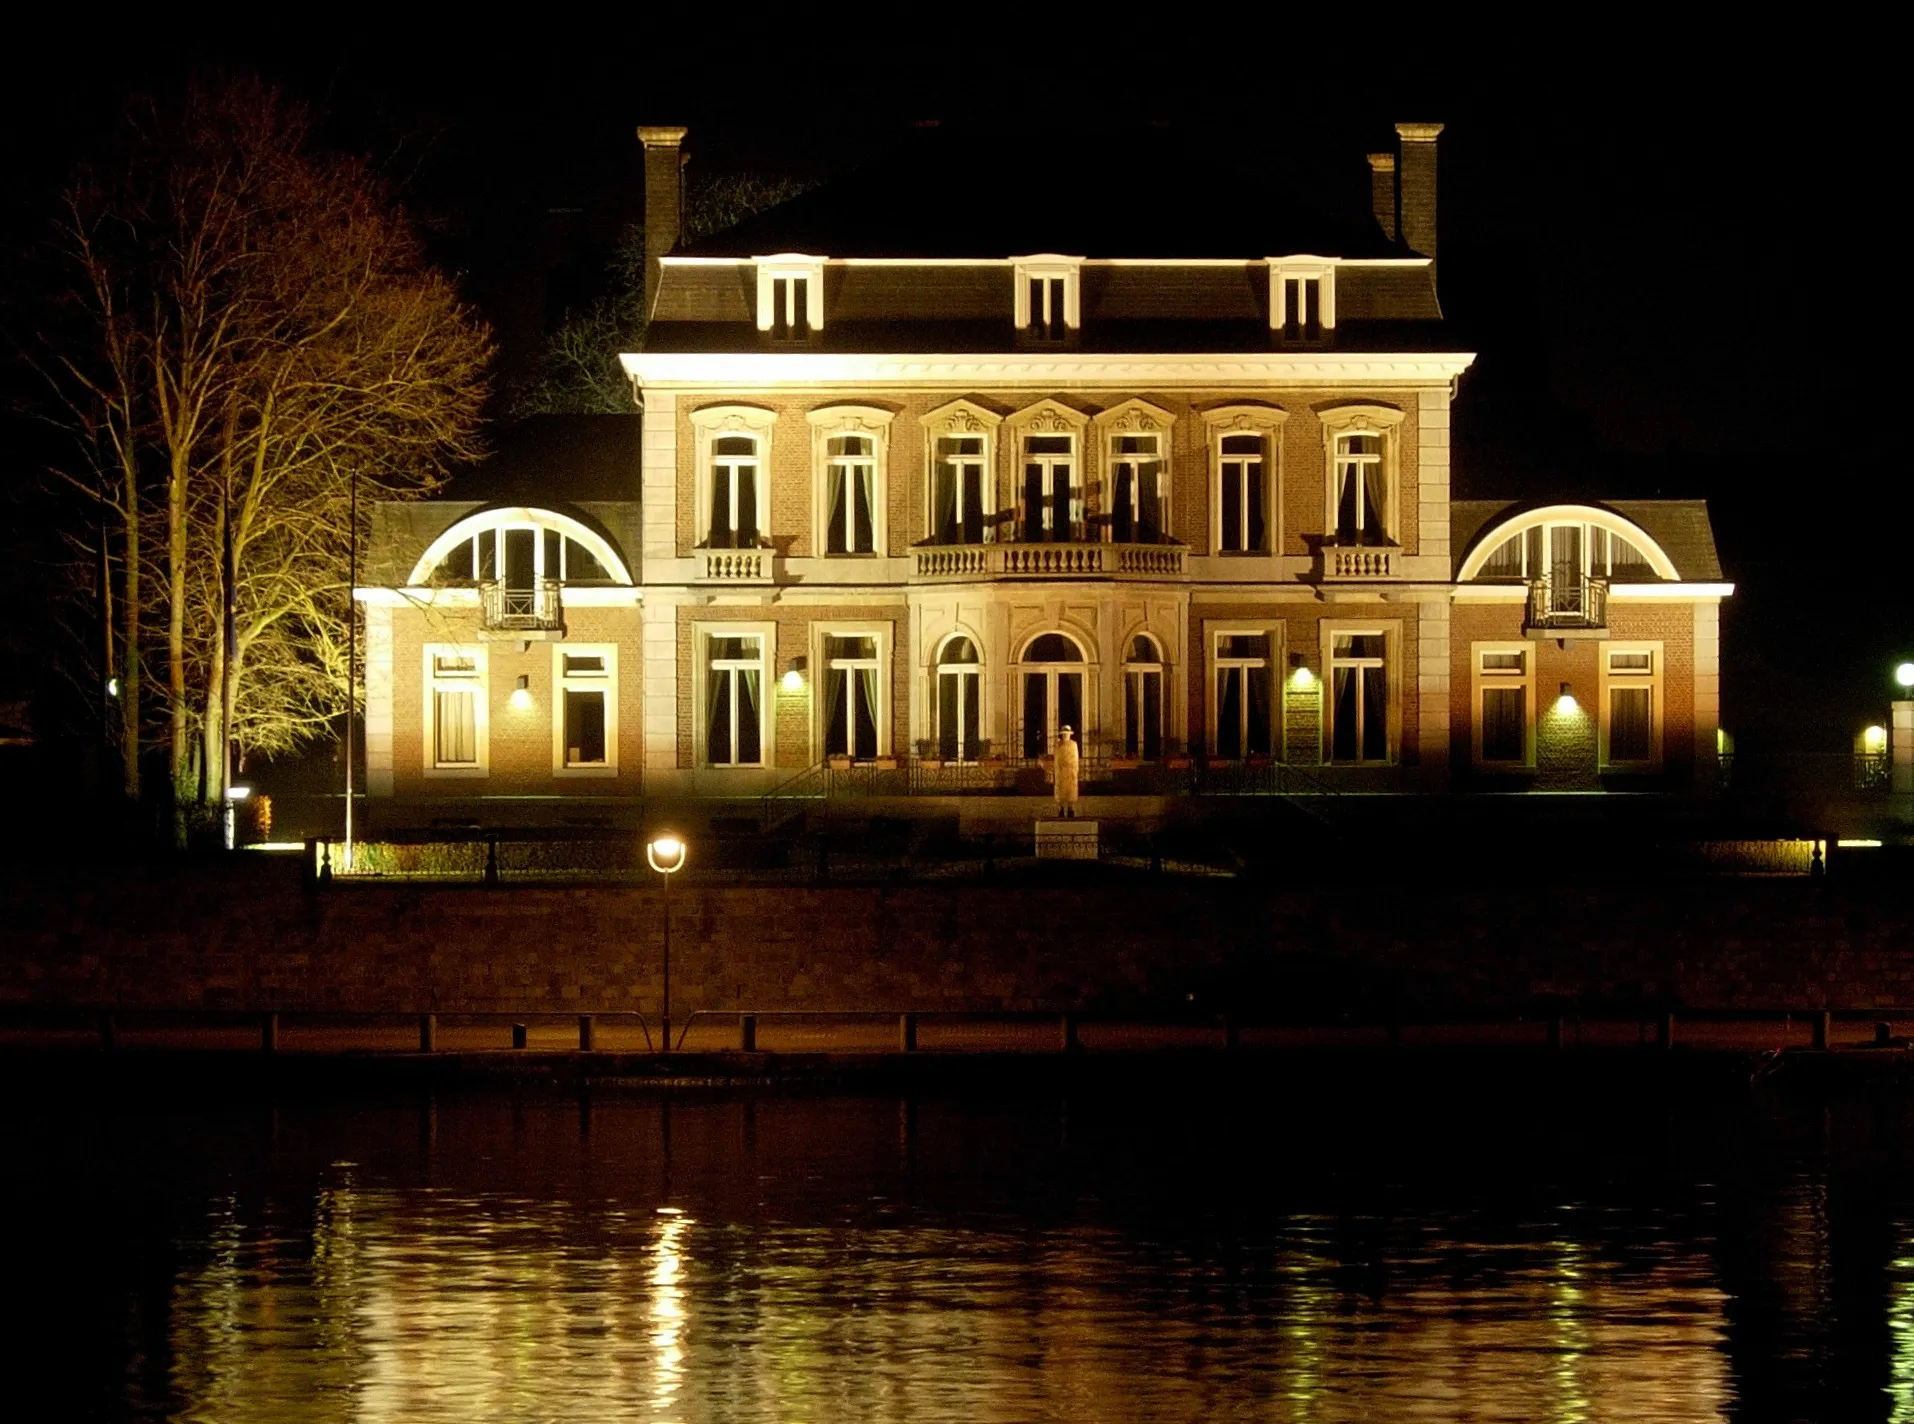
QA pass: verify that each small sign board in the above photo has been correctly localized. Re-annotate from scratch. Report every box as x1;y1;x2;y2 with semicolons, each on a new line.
1035;820;1099;860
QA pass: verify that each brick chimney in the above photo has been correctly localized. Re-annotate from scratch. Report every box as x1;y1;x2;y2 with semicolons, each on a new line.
1394;123;1443;262
637;126;689;317
1366;152;1398;242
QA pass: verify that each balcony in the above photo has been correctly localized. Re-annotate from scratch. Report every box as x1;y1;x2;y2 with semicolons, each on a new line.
479;578;562;639
1317;544;1400;581
911;540;1187;583
1525;575;1609;637
695;546;773;585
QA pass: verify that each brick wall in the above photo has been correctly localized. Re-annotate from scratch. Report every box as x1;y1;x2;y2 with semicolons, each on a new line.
8;866;1914;1017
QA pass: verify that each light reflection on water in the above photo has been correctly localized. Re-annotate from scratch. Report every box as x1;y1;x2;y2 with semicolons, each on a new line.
7;1082;1911;1421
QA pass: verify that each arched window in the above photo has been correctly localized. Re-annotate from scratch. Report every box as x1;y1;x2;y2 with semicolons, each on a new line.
1019;633;1088;759
708;435;762;549
935;636;981;762
1123;635;1164;760
1476;522;1656;582
409;509;631;588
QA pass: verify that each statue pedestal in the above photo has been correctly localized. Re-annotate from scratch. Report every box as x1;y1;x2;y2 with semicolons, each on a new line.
1035;820;1098;860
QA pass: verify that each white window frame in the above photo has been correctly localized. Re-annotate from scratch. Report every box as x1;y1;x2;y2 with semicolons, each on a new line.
806;405;894;558
1322;620;1401;765
1267;257;1337;336
1015;630;1095;759
1208;625;1279;761
1600;642;1664;771
813;622;891;763
1318;404;1405;548
689;405;778;552
1123;633;1167;760
1091;398;1175;546
551;643;618;778
1471;642;1534;769
1006;399;1089;544
694;622;775;770
1201;405;1287;555
754;254;825;336
1012;255;1082;338
423;644;488;778
410;507;633;587
933;633;983;763
1471;521;1659;581
922;398;1003;545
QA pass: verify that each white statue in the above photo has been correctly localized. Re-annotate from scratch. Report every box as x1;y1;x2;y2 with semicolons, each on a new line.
1054;725;1081;818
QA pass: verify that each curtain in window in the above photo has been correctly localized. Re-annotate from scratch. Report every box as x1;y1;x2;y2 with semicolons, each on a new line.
933;460;958;544
1057;672;1083;738
961;465;983;543
736;669;761;763
709;468;732;549
736;467;759;546
1244;467;1264;552
1137;462;1163;543
1220;468;1242;552
1362;460;1388;545
824;667;848;756
1247;666;1272;756
1051;471;1073;542
1113;465;1135;543
1482;687;1525;762
708;665;734;763
939;674;960;760
826;465;848;554
1023;465;1044;542
1336;468;1360;543
1361;665;1388;761
1022;675;1047;758
1126;672;1162;759
854;665;879;756
1610;687;1652;761
1218;669;1243;760
435;690;475;765
1332;668;1357;761
853;466;874;552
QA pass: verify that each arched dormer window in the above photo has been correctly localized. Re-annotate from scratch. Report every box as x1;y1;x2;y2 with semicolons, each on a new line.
409;508;633;587
1459;508;1675;583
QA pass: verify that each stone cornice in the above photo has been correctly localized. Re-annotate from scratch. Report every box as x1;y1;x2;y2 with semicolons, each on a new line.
623;351;1476;389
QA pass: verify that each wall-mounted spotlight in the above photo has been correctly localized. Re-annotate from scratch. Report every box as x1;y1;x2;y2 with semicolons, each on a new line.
1554;681;1579;715
510;674;533;711
781;655;807;693
1288;652;1315;689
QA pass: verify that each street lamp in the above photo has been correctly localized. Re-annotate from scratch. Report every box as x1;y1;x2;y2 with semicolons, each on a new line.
1896;662;1914;691
646;833;688;1052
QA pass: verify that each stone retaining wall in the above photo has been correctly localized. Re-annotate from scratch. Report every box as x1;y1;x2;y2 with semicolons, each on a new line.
4;863;1913;1016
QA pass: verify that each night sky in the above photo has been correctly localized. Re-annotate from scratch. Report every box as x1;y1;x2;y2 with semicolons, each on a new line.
2;27;1902;752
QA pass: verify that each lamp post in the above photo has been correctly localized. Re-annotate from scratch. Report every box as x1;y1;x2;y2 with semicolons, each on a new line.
646;834;688;1051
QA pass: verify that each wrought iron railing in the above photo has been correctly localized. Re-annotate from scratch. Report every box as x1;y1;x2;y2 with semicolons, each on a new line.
479;578;562;632
1526;575;1608;629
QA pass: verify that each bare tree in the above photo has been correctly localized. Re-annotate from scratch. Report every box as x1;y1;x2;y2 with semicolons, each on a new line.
35;79;492;838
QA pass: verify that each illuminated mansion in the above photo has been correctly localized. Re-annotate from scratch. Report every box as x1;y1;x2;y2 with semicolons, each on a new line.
357;123;1731;817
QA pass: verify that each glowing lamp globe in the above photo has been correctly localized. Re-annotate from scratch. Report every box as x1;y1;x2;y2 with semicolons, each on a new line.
646;835;687;876
1896;662;1914;690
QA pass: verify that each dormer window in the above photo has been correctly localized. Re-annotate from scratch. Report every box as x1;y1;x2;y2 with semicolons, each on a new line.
1012;257;1081;341
1268;259;1335;342
754;255;825;340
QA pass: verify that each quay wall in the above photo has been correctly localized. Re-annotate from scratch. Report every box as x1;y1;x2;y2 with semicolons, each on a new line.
4;864;1914;1017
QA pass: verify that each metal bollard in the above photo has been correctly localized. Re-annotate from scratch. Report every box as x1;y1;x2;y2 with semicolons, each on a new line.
262;1012;279;1054
419;1014;436;1053
1877;1021;1894;1047
578;1014;595;1052
1658;1012;1675;1050
511;1022;527;1050
1814;1011;1831;1050
739;1013;757;1052
1059;1013;1079;1053
898;1013;917;1053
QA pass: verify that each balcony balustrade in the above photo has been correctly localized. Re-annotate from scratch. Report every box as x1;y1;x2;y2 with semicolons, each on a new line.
1317;544;1399;580
479;578;562;637
1526;575;1609;635
911;539;1186;583
696;547;773;584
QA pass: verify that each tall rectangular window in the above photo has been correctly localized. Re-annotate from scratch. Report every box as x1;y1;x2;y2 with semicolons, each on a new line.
1475;646;1531;767
1329;631;1389;763
425;647;485;774
1333;433;1387;545
1021;436;1077;543
1109;434;1165;544
772;276;809;339
824;435;876;555
1217;434;1266;553
1284;277;1323;340
1029;276;1067;341
935;637;981;761
822;634;881;760
1602;647;1660;768
555;647;615;774
1213;633;1272;760
705;634;765;767
708;436;760;549
932;436;987;544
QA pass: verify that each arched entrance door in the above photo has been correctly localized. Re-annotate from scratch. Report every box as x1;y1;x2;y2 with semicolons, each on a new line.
1019;633;1087;758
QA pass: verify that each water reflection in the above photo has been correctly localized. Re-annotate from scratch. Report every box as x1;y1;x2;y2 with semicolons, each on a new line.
6;1082;1913;1421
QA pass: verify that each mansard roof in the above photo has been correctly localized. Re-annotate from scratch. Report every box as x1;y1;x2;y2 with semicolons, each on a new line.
1451;499;1725;582
684;127;1405;261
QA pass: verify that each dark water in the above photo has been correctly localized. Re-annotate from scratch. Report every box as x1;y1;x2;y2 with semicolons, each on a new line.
4;1066;1912;1422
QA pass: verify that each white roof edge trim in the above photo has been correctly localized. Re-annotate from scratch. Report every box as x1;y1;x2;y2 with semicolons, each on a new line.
1455;503;1683;582
405;507;635;586
659;255;1434;268
619;352;1476;384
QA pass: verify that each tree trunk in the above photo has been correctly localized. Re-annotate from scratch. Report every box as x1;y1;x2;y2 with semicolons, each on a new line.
167;450;192;845
119;472;142;802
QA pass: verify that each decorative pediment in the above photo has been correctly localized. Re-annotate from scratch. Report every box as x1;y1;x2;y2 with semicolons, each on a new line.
806;403;897;433
922;397;1004;437
1315;400;1404;434
1006;397;1090;437
1200;402;1289;435
1092;397;1176;437
689;403;778;435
